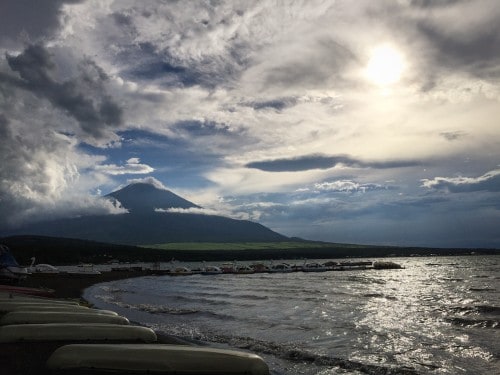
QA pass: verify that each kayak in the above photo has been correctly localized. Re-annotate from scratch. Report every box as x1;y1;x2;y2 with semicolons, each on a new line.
0;311;129;325
47;343;269;375
9;305;118;315
0;323;157;343
0;300;80;312
0;284;55;297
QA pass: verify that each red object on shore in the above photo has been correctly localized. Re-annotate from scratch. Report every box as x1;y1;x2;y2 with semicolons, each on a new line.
0;284;55;298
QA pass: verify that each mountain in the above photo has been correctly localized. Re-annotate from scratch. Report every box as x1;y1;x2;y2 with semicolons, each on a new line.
106;183;200;213
2;183;288;245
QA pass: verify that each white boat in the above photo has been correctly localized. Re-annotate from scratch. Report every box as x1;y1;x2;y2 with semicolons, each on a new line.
0;323;157;343
201;265;223;275
220;262;236;273
0;311;130;325
10;305;118;315
170;266;193;276
0;300;80;312
269;263;293;273
250;263;270;273
0;245;29;282
47;344;269;375
30;263;59;274
67;263;101;276
234;264;254;274
301;262;328;272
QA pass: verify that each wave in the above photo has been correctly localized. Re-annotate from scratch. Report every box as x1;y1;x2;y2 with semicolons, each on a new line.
449;304;500;316
445;317;499;329
97;285;131;294
469;287;496;292
133;304;200;315
475;305;500;315
361;293;397;300
439;277;464;282
162;294;233;306
171;330;420;375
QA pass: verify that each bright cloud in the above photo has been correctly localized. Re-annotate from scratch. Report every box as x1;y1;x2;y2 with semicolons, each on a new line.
95;158;154;176
421;169;500;193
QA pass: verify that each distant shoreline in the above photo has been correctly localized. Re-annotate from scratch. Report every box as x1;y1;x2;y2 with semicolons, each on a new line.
4;235;499;266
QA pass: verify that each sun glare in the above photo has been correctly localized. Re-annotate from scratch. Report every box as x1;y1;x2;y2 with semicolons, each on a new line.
365;44;405;86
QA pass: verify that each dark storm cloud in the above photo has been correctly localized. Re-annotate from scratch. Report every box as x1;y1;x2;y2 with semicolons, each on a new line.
0;0;83;47
173;120;246;139
0;114;10;139
417;20;500;79
118;42;215;88
112;12;134;27
440;131;467;141
422;169;500;193
409;0;467;7
243;97;299;111
4;44;123;139
263;39;355;90
245;154;422;172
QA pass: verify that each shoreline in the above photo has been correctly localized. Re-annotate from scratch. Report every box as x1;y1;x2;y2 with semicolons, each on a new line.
14;271;195;347
19;270;152;300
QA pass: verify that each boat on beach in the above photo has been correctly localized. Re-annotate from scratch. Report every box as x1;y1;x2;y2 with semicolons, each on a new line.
0;301;82;313
0;310;130;325
0;323;157;343
46;343;270;375
0;284;55;298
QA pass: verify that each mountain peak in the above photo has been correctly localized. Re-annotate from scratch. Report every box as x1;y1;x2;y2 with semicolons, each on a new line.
106;182;199;213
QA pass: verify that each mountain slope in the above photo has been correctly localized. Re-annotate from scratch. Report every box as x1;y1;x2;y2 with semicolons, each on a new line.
3;182;288;245
106;183;199;213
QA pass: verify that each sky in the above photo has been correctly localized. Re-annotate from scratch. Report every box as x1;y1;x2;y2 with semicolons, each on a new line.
0;0;499;248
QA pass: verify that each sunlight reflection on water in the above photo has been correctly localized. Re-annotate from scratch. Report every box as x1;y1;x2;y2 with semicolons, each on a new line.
85;256;500;375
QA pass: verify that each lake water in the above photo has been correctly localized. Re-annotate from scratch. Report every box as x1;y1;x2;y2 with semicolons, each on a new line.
83;256;499;374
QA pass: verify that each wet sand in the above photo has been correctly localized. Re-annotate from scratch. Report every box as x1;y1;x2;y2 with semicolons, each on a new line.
19;270;152;300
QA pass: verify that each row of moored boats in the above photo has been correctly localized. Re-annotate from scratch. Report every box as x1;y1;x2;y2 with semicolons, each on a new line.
167;260;403;276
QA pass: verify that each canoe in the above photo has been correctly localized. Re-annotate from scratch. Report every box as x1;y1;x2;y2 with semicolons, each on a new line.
0;323;156;343
0;300;80;312
0;284;55;297
0;292;63;301
0;311;129;325
47;344;269;375
0;293;79;303
9;305;118;315
0;295;65;303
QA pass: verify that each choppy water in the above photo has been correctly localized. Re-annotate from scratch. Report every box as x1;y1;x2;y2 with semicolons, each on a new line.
83;256;500;374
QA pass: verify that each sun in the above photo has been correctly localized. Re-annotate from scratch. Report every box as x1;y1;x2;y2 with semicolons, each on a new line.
365;44;405;86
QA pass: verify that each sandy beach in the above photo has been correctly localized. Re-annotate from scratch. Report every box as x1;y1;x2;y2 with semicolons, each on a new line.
19;270;152;300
